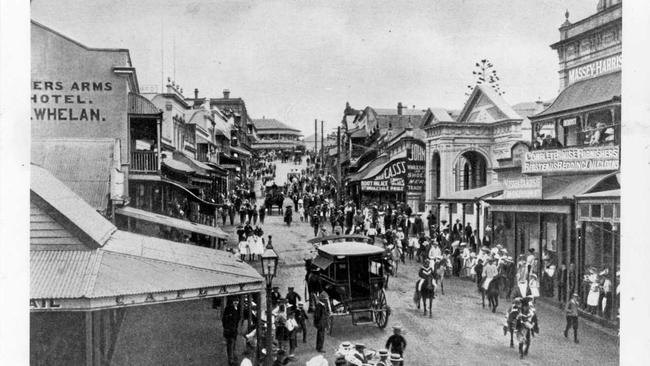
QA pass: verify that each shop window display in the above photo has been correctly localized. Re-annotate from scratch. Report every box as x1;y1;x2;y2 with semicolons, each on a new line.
580;222;618;321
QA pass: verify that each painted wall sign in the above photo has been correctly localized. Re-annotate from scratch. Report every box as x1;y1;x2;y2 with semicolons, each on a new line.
567;54;621;85
522;145;619;173
30;299;61;309
31;80;113;122
502;176;543;199
361;158;407;192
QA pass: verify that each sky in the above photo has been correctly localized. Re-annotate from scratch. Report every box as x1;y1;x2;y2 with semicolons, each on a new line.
31;0;597;134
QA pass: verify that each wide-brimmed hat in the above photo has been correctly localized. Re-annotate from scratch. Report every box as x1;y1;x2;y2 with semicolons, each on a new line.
318;293;328;301
390;353;403;361
392;324;402;332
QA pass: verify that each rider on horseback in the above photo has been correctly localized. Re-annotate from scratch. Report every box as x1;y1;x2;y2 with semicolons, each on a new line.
417;259;435;292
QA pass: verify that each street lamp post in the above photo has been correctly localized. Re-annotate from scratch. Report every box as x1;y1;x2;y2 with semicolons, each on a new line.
260;236;279;366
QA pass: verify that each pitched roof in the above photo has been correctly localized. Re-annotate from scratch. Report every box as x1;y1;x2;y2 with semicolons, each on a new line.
373;108;426;116
31;164;116;247
533;72;620;119
31;139;120;212
458;85;521;123
30;164;263;306
252;118;301;133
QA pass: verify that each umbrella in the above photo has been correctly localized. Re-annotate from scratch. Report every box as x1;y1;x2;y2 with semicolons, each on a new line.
282;197;293;207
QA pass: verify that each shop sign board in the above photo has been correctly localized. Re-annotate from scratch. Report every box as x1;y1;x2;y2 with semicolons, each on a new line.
406;160;425;193
567;54;621;85
361;158;406;192
522;145;619;173
502;176;542;200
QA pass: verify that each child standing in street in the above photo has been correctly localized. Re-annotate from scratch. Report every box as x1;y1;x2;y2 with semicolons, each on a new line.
564;292;580;343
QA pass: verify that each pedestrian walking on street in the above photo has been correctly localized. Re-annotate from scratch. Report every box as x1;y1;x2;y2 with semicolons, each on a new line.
295;301;309;343
259;204;266;224
564;292;580;343
285;287;301;308
222;298;241;366
314;293;330;353
385;325;407;357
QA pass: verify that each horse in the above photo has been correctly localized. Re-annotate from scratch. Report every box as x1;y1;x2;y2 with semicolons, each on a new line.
503;306;519;348
414;272;437;317
433;259;448;295
498;260;517;299
264;194;284;215
481;274;505;313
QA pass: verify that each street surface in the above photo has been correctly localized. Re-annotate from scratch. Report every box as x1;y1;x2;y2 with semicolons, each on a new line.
217;160;620;365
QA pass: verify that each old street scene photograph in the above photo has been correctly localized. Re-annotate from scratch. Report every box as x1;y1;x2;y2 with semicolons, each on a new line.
25;0;642;365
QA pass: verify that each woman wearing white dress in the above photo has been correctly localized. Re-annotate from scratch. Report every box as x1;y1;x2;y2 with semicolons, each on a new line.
238;238;249;261
528;273;540;302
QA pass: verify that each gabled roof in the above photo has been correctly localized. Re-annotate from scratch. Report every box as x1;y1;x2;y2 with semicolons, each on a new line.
252;118;301;133
421;108;455;128
457;85;521;123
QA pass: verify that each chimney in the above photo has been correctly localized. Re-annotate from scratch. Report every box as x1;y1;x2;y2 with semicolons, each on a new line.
223;89;230;99
397;102;403;115
194;88;199;99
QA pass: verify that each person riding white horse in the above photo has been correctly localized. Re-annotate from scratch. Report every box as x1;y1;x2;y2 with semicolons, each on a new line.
417;259;436;292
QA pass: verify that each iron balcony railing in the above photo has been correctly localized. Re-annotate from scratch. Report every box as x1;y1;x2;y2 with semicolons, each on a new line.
131;151;158;173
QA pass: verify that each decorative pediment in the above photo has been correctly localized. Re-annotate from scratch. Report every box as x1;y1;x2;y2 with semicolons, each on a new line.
457;85;521;124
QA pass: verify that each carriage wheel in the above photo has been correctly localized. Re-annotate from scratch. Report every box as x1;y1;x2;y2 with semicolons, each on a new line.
372;288;390;328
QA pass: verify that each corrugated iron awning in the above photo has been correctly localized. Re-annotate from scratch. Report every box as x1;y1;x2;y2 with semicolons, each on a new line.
115;206;228;239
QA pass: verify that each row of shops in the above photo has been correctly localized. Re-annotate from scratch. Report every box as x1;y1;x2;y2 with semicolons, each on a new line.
340;3;622;327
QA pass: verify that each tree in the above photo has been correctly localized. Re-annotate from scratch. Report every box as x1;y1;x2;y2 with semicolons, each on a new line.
466;59;505;96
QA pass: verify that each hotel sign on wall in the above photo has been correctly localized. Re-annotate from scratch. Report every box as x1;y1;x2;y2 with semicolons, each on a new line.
567;54;621;85
31;80;113;122
522;145;619;173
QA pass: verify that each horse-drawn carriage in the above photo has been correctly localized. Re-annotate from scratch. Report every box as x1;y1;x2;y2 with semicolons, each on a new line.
306;236;391;334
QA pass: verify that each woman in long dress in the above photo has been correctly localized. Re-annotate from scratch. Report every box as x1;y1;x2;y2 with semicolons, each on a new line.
239;237;249;262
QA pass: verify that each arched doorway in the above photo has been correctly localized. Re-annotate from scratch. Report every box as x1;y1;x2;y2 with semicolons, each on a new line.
431;152;441;198
455;150;487;191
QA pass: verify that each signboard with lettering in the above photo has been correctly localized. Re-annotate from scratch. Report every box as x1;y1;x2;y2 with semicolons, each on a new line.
502;176;542;199
567;54;621;85
361;158;406;192
406;161;425;193
522;145;619;173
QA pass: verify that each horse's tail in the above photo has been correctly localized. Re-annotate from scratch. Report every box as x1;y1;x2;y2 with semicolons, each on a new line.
414;288;421;304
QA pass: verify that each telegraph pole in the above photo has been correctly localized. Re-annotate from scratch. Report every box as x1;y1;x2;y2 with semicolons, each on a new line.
314;119;318;169
336;126;342;205
320;120;324;174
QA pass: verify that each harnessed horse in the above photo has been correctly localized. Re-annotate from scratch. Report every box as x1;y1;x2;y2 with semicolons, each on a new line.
515;306;539;359
414;266;437;317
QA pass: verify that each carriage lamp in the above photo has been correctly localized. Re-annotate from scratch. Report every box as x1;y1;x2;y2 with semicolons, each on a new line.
261;244;279;282
260;242;279;366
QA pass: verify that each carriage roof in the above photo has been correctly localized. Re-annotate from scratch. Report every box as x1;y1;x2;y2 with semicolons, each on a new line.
317;242;385;257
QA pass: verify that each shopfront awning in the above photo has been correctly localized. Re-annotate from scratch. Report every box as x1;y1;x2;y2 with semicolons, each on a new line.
162;156;195;174
487;173;618;213
534;71;620;119
312;256;333;270
115;206;228;239
31;165;261;311
576;189;620;199
230;145;252;158
348;155;389;182
172;151;215;177
436;183;504;202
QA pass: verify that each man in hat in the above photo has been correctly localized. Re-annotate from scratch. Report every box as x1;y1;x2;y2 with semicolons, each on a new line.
222;298;241;366
286;286;301;308
376;349;390;366
515;297;539;359
564;292;580;343
452;218;463;239
313;292;330;353
385;325;407;357
389;353;404;366
295;301;309;343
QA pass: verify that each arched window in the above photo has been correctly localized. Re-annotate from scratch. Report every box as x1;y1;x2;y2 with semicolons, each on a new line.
455;151;487;191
